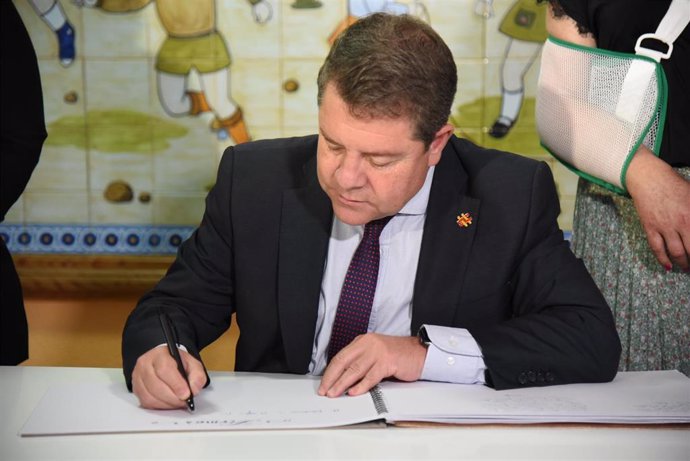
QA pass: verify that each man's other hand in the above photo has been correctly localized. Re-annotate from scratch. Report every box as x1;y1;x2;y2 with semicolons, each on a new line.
318;334;427;398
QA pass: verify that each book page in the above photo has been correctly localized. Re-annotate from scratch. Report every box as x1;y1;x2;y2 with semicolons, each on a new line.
20;370;690;436
20;373;380;436
380;370;690;424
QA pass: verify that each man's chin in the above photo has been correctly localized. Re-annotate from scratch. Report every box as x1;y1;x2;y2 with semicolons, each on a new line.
332;206;373;226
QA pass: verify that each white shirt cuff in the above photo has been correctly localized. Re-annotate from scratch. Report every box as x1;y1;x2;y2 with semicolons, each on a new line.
155;343;189;353
419;325;486;384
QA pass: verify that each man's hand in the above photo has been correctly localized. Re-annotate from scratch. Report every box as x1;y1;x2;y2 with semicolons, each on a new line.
626;147;690;271
131;346;206;410
318;334;427;398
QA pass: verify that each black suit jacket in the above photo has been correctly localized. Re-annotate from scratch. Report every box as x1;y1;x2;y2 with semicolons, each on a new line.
0;3;46;365
122;135;621;390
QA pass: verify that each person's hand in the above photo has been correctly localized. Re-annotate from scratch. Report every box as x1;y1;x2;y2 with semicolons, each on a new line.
317;334;427;398
626;147;690;271
131;346;206;410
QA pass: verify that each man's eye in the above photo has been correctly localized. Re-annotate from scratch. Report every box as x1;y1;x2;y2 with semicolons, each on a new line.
369;157;393;168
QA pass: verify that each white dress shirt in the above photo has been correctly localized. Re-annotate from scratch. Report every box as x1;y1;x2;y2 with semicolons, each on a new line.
308;166;486;384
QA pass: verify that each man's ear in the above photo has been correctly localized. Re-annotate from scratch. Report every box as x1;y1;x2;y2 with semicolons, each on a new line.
427;123;454;167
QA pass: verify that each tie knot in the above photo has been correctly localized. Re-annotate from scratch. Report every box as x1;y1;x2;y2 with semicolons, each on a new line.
363;216;393;241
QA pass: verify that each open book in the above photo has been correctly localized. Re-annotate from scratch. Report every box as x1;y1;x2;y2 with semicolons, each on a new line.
20;370;690;436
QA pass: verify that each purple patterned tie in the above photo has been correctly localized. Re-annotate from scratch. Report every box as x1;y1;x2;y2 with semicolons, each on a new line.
327;216;393;362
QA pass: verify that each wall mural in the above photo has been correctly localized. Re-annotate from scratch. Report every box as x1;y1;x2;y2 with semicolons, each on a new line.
30;0;77;67
2;0;577;256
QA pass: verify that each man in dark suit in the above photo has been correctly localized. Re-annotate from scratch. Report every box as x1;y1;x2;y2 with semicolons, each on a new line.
1;2;47;365
123;13;620;410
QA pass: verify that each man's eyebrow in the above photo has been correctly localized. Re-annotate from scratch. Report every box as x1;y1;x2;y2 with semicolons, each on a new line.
319;128;404;157
359;145;406;158
319;129;341;147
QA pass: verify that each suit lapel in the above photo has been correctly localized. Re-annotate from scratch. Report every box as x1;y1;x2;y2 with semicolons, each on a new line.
277;157;332;373
411;143;480;332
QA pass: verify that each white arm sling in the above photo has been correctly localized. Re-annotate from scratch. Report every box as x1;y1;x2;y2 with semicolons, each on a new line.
536;0;689;194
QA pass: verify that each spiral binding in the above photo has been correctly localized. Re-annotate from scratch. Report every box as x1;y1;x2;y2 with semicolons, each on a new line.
369;386;389;415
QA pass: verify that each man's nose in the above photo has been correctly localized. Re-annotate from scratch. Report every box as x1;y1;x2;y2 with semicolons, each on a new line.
335;153;366;189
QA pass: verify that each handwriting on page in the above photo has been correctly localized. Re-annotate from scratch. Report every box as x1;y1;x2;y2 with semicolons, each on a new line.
634;402;690;413
149;408;344;428
483;394;587;413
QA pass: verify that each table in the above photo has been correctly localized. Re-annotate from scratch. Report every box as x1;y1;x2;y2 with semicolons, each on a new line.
1;366;688;461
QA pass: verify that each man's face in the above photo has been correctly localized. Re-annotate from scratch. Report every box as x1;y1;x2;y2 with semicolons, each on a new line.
317;84;452;226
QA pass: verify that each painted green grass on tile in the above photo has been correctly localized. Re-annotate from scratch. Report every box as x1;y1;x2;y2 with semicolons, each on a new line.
45;110;188;153
450;96;546;158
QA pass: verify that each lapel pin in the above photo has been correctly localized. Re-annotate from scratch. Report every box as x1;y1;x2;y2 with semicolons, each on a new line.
456;212;473;228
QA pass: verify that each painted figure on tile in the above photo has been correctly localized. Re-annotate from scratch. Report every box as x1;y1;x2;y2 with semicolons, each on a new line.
290;0;323;8
329;0;429;45
79;0;272;145
29;0;76;67
477;0;547;139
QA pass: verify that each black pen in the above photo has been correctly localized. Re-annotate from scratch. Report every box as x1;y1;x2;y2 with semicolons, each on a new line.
158;311;195;412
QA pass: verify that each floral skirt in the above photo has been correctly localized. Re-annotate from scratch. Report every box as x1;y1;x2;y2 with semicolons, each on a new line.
571;168;690;376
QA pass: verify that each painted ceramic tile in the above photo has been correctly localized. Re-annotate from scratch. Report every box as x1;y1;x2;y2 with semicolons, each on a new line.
427;0;484;59
25;141;88;192
482;56;541;142
4;199;24;224
82;4;153;59
89;190;153;224
282;0;344;58
84;60;154;112
281;59;322;132
36;59;86;125
454;128;485;147
487;123;545;158
218;0;280;59
231;58;282;130
551;161;580;198
153;194;207;226
24;191;89;223
281;128;317;139
250;126;290;143
17;0;83;66
152;124;217;193
557;196;575;231
484;0;547;59
451;60;486;129
88;150;154;196
5;0;576;257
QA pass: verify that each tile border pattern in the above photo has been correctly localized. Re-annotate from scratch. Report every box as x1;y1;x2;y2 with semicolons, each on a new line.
0;224;195;255
1;224;572;256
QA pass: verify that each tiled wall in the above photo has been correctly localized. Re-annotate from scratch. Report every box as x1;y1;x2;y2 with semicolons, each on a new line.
4;0;578;255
